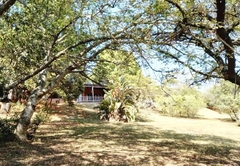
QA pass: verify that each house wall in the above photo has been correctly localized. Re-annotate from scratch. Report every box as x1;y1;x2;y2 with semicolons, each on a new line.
78;85;106;102
83;87;105;97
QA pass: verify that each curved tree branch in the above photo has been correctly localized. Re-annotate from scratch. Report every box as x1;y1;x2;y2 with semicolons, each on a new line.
0;0;17;16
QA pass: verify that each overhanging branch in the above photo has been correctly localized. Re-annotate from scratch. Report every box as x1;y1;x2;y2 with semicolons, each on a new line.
0;0;17;16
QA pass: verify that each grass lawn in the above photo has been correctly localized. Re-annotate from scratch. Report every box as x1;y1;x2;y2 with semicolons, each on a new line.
0;103;240;166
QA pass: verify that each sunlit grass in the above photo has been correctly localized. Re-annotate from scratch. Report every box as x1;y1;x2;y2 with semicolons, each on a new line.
0;103;239;165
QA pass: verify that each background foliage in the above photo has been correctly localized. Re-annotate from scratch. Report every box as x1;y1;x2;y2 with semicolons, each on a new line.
155;81;206;118
205;80;240;121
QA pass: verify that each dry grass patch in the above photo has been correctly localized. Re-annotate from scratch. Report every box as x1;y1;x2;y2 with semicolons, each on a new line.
0;103;239;165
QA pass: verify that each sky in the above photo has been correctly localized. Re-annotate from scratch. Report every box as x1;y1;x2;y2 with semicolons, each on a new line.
141;60;216;92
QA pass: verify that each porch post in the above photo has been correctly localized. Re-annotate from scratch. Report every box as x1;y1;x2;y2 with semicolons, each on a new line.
92;84;94;102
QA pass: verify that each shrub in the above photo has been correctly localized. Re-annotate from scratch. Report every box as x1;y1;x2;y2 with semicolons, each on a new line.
157;86;206;118
98;76;139;122
0;113;19;142
97;99;110;120
204;80;240;121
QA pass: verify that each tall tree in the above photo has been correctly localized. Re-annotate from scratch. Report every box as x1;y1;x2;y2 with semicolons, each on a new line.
1;0;239;141
0;0;165;141
0;0;144;141
133;0;240;85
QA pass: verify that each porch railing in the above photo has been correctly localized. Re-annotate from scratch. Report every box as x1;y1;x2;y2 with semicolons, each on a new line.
77;96;104;102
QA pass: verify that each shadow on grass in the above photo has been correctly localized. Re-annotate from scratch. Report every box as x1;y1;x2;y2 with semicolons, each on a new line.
0;105;240;165
1;122;238;165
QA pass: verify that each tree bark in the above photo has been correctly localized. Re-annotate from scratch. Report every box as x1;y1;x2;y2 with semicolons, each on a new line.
14;89;39;141
0;0;17;16
14;66;75;141
216;0;237;83
0;102;11;113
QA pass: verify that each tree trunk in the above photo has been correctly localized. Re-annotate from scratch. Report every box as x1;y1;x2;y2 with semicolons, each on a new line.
14;65;74;141
15;91;39;141
0;102;11;113
216;0;238;84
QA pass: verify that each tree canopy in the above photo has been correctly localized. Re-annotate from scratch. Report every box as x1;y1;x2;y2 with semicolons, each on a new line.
91;50;141;84
145;0;240;85
1;0;239;92
0;0;240;140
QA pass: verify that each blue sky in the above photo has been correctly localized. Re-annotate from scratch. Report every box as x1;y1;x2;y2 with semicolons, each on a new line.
141;59;216;92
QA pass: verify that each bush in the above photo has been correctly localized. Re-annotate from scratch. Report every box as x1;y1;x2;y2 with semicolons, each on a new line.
98;76;139;122
0;113;19;142
204;80;240;121
97;99;110;120
157;86;206;118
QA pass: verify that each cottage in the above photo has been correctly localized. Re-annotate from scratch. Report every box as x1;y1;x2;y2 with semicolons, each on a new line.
77;84;106;102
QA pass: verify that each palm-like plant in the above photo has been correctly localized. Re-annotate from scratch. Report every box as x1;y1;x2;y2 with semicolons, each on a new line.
98;76;139;122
